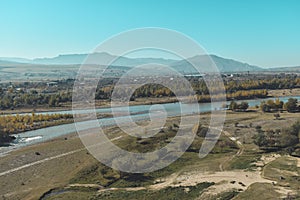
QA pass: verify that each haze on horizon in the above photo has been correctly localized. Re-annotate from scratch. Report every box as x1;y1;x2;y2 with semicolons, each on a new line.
0;0;300;68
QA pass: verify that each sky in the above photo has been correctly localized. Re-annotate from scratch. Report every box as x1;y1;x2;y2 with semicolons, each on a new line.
0;0;300;68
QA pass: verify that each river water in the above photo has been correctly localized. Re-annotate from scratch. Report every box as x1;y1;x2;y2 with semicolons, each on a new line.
1;96;300;155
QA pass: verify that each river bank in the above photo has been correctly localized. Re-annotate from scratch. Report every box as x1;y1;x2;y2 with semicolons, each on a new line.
1;94;300;155
2;88;300;115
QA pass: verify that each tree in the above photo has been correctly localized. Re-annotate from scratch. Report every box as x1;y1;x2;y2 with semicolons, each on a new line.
254;132;267;147
255;125;263;133
266;99;276;109
260;101;270;112
238;102;249;111
279;133;299;147
284;98;298;113
260;99;283;112
290;121;300;136
196;126;208;137
253;121;300;150
229;101;237;111
275;98;284;109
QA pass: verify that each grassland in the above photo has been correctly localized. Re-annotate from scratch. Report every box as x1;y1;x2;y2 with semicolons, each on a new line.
0;110;299;200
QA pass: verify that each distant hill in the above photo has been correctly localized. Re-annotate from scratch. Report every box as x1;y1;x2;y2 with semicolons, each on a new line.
0;57;31;64
0;60;30;66
0;53;265;73
267;66;300;72
33;54;88;65
31;52;176;66
171;55;262;73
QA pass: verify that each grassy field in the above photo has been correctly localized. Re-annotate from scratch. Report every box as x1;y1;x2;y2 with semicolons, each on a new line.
233;183;281;200
0;110;300;199
263;156;300;193
43;182;215;200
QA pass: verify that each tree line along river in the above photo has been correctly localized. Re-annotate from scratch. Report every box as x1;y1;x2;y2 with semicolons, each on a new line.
1;96;300;155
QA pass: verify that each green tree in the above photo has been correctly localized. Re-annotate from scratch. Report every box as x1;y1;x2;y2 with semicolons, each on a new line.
284;98;298;112
229;101;237;110
254;132;267;147
237;102;249;111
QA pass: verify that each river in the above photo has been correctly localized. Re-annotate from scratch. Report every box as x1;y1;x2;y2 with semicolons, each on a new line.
1;96;300;155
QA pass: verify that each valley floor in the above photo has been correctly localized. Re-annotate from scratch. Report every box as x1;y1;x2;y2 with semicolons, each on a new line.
0;111;300;200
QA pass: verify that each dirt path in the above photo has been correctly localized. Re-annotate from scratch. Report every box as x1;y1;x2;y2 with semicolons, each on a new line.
68;183;103;189
219;138;244;171
148;172;180;190
208;127;245;171
0;148;85;177
98;187;147;192
0;136;122;177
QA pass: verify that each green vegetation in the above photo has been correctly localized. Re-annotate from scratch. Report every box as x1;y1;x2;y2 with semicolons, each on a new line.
253;121;300;154
43;191;96;200
224;76;300;92
228;154;260;170
260;98;284;112
105;75;300;102
3;110;300;199
284;98;299;112
45;182;214;200
234;183;281;200
0;130;15;146
99;182;214;200
104;83;268;103
0;83;72;110
2;75;300;110
70;164;122;187
215;190;240;200
263;156;300;197
69;125;237;189
229;101;249;111
260;98;299;113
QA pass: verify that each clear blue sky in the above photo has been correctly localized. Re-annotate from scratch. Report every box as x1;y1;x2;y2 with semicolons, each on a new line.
0;0;299;67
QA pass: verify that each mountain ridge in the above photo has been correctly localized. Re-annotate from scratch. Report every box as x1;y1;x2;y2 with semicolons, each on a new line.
3;53;300;72
0;52;264;72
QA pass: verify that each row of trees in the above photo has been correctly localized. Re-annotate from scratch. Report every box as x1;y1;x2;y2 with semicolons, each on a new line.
229;101;249;111
0;91;72;110
229;98;299;113
0;113;73;145
96;84;268;103
260;98;299;113
95;79;273;101
95;75;300;101
1;76;300;110
224;77;300;92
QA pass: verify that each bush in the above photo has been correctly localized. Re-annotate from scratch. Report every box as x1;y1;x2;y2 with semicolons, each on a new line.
273;113;280;120
284;98;299;113
260;99;284;112
253;121;300;150
196;126;209;137
230;101;249;111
